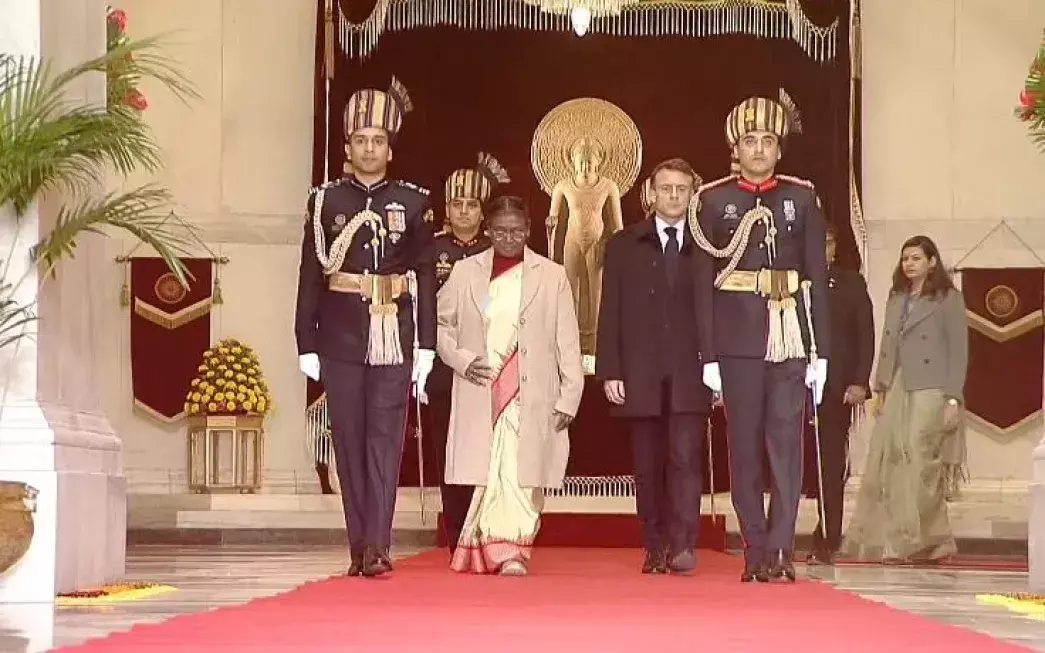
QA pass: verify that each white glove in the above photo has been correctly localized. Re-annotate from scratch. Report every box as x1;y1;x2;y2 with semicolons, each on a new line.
299;353;320;381
412;349;435;405
702;362;722;394
805;358;828;406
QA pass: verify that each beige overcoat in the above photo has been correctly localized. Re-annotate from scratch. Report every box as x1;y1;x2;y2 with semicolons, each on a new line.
436;247;584;489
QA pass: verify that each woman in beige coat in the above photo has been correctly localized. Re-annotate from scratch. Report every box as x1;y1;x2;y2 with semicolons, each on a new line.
437;195;584;576
842;235;967;563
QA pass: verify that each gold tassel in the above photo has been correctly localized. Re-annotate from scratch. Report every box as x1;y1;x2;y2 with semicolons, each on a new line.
366;304;403;366
212;276;224;305
324;0;335;81
119;261;130;307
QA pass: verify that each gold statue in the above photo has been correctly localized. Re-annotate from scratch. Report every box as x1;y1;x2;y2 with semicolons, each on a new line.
531;98;642;370
547;137;624;356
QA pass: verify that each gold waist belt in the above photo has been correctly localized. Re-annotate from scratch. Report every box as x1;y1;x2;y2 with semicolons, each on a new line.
719;269;799;300
327;272;407;305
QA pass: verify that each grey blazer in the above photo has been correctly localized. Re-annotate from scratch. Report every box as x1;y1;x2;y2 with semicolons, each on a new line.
874;287;968;402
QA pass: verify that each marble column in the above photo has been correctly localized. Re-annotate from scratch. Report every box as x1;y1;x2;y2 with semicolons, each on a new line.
1031;355;1045;592
0;0;126;606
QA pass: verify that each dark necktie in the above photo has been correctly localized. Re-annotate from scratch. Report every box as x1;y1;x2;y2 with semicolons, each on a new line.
664;225;679;290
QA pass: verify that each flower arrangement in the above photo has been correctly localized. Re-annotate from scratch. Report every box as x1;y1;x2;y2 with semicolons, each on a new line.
1016;30;1045;150
184;338;273;416
106;5;149;111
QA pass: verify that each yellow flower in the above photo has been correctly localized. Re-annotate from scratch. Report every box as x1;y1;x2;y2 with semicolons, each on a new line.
207;402;218;412
190;378;200;387
191;392;201;402
224;370;234;379
215;392;225;402
257;398;267;412
231;346;243;354
237;384;248;394
225;355;235;363
197;364;207;372
189;404;200;414
235;373;247;383
232;363;242;371
203;349;213;357
226;401;236;412
206;371;215;379
218;347;229;355
236;392;246;402
209;357;220;366
243;401;255;412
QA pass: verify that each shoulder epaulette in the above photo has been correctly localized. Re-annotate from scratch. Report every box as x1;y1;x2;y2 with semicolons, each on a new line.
697;174;737;194
434;228;450;238
308;179;342;196
396;180;430;196
777;174;816;191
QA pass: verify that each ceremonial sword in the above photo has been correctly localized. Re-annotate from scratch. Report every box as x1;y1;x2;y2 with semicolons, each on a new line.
407;270;428;525
800;280;829;534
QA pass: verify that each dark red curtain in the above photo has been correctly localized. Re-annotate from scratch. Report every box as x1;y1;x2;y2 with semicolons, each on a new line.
313;0;855;487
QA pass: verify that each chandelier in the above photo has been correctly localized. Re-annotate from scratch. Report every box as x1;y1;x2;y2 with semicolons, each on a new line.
522;0;641;36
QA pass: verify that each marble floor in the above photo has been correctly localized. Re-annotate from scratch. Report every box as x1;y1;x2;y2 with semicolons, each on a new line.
0;546;1040;652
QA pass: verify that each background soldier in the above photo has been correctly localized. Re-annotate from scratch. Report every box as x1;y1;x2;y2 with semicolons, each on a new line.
690;92;830;583
429;152;508;552
295;77;437;578
806;222;874;565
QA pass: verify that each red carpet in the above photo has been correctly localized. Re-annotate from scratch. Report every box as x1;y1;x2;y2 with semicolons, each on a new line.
56;549;1030;652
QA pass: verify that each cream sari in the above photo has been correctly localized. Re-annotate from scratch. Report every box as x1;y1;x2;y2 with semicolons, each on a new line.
451;261;544;574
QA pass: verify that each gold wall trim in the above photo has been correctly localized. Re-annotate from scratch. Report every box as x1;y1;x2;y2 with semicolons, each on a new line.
133;297;213;331
966;309;1043;343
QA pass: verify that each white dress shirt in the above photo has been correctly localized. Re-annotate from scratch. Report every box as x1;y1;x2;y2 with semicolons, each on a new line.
653;214;686;251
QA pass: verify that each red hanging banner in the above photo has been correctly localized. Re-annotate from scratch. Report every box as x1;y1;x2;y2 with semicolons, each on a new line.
130;257;214;423
962;267;1044;435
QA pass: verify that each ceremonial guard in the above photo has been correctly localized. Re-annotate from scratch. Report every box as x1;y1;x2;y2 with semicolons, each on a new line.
689;92;830;582
295;78;437;578
429;152;508;552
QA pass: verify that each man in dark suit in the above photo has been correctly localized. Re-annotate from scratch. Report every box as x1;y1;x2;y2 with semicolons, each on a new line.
596;158;717;575
692;93;830;583
295;78;436;579
429;153;507;552
807;222;874;564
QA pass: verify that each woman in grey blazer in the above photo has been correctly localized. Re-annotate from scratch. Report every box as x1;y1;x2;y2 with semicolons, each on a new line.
841;235;967;563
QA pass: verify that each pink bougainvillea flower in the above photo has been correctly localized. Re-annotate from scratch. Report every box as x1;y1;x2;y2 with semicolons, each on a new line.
123;88;148;111
107;8;127;32
1020;88;1037;107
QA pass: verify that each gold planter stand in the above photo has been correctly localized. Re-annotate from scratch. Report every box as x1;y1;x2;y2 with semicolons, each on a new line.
187;414;265;494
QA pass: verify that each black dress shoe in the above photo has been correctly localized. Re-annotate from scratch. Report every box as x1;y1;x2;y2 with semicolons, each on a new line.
347;553;364;577
667;549;697;575
740;559;769;583
641;549;666;574
379;547;395;570
766;550;796;582
362;546;390;578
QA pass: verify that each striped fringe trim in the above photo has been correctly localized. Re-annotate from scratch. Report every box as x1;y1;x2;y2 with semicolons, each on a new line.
342;0;839;62
545;475;636;498
305;394;335;464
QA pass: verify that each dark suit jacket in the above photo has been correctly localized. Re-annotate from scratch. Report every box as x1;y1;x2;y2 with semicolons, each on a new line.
595;218;715;418
823;266;875;398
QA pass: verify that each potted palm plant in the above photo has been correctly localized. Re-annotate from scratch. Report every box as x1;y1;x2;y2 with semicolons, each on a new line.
0;7;200;354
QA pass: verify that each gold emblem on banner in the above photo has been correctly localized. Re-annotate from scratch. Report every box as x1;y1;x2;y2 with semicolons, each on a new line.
985;284;1019;319
154;273;187;305
530;97;642;196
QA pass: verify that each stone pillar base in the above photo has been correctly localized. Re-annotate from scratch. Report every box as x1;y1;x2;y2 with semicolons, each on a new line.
0;400;125;603
1031;437;1045;593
